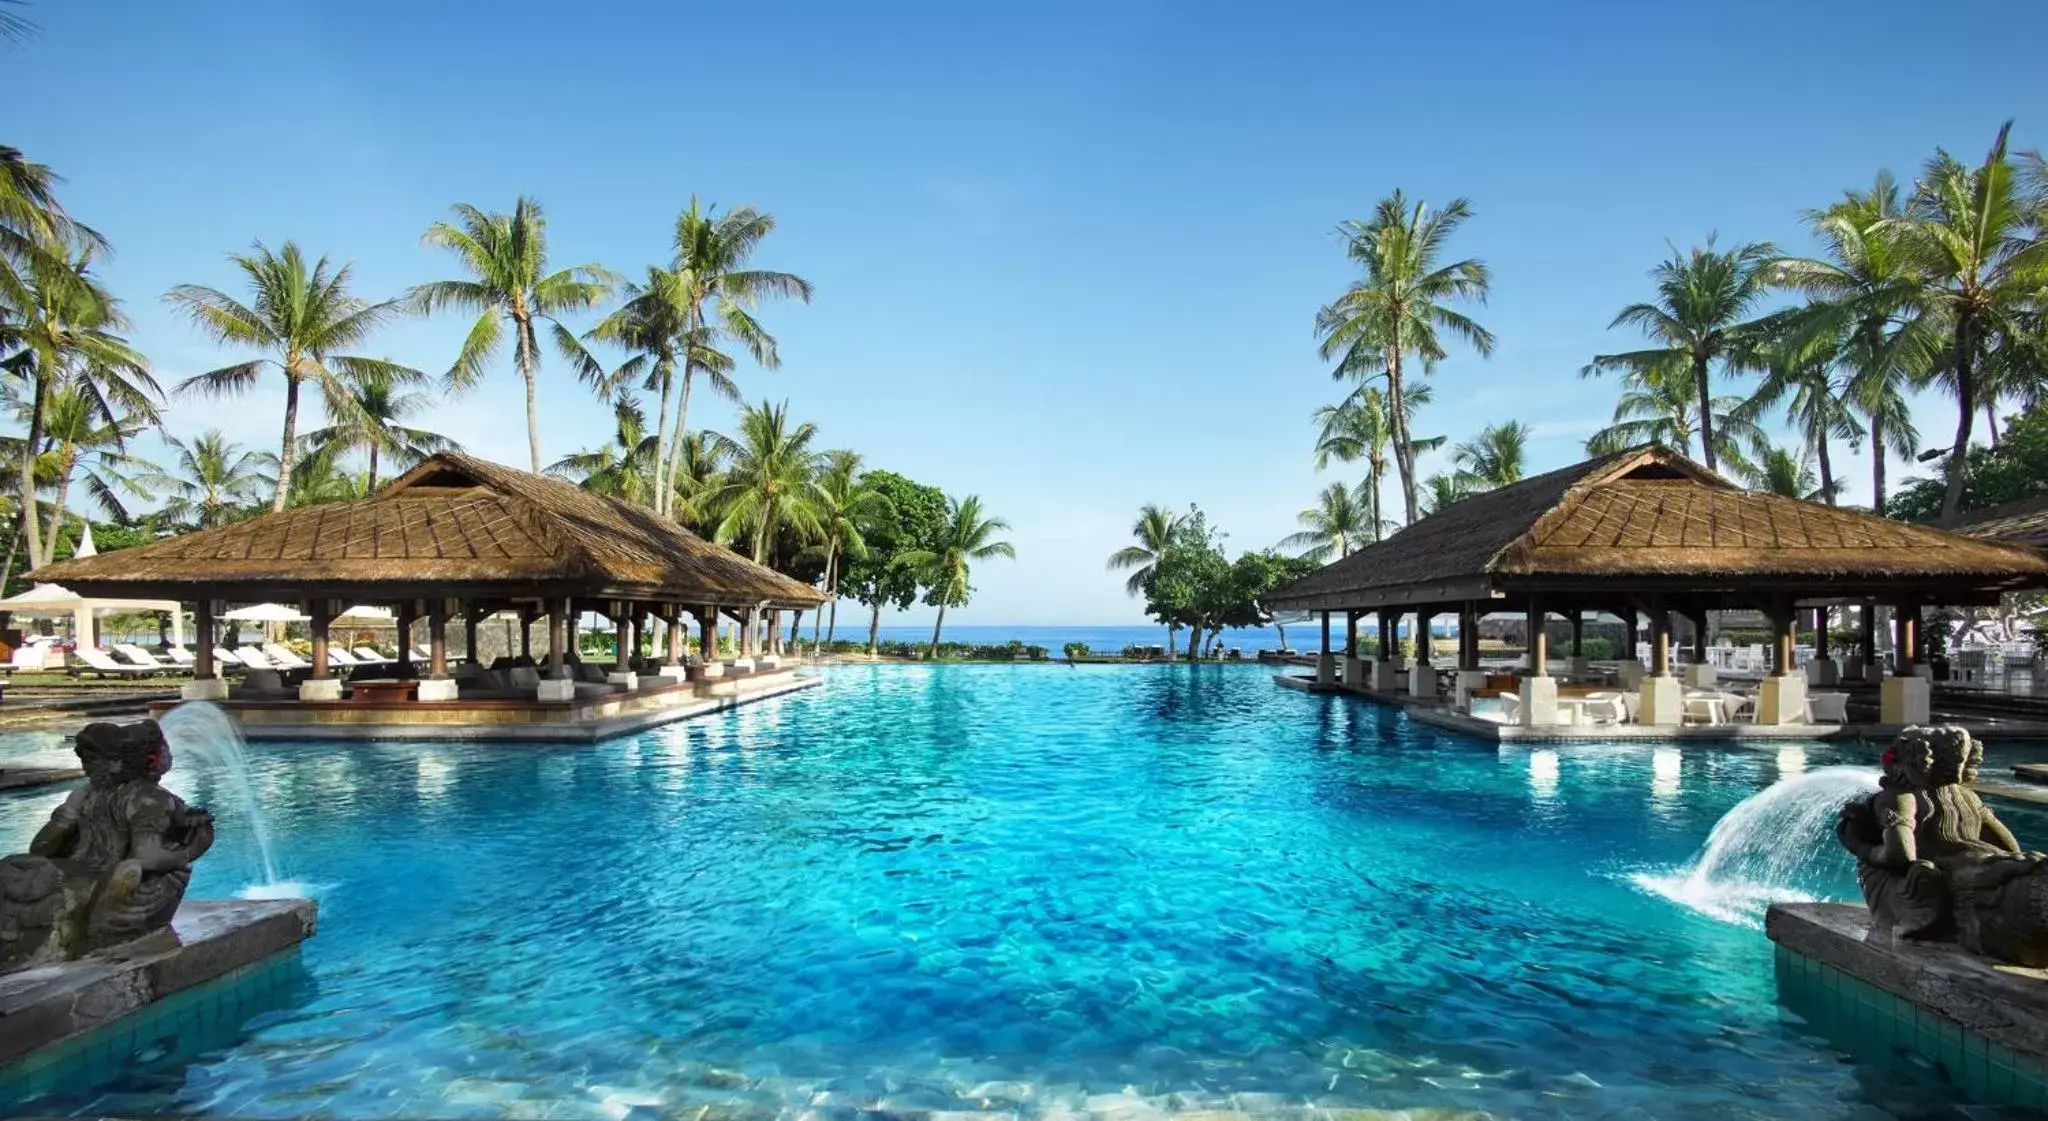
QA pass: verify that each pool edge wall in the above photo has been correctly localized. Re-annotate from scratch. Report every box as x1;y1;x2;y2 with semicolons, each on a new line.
0;898;317;1105
1767;901;2048;1109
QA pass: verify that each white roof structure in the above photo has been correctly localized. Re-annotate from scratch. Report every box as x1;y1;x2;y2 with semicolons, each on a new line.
0;581;185;649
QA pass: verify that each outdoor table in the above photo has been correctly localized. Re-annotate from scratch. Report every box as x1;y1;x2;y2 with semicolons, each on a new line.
349;679;418;704
1683;693;1729;725
1555;698;1588;726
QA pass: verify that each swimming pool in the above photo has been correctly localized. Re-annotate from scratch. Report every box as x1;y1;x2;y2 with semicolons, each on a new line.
0;664;2030;1118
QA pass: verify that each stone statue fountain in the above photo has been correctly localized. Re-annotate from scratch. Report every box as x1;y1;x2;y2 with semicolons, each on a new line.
1837;725;2048;967
0;720;214;972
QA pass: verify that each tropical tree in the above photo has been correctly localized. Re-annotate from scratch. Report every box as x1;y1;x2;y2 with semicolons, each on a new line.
653;200;813;515
1;245;155;571
1771;172;1926;515
300;364;457;489
1314;191;1494;524
1584;236;1781;472
1422;471;1477;514
840;470;949;655
272;443;368;507
136;430;268;530
1885;122;2048;523
1451;419;1530;489
411;197;613;472
1736;333;1862;504
667;431;728;536
29;379;152;547
704;400;826;563
1281;482;1372;563
547;396;661;504
1748;444;1841;502
808;451;893;645
898;493;1014;655
167;241;412;512
1107;503;1186;656
1585;360;1768;473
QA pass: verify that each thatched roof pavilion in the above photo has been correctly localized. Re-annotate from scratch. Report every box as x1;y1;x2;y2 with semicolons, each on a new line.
29;453;826;702
1957;495;2048;550
1270;445;2048;728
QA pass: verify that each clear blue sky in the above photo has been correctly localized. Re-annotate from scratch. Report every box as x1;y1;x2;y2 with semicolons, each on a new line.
13;1;2048;625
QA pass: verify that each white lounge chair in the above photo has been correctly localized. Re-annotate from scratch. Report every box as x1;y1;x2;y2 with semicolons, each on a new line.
236;646;279;670
352;646;392;664
1497;691;1522;725
213;646;248;668
164;647;196;667
1581;692;1627;725
262;643;313;670
1807;691;1849;723
113;644;172;669
72;648;165;679
328;647;362;668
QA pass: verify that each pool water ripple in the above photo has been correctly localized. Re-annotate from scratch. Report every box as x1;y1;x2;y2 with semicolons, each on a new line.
0;663;2038;1119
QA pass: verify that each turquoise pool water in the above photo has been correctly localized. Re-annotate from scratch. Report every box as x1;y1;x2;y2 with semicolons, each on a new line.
0;664;2036;1118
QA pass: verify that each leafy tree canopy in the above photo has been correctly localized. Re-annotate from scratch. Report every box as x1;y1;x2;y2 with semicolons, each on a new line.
839;469;948;611
1889;400;2048;524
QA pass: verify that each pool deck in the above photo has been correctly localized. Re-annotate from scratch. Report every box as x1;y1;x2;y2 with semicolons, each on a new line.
146;668;821;744
1275;672;2048;744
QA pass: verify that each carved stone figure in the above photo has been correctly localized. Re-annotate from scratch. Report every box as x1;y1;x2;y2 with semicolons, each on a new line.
0;720;213;972
1838;726;2048;967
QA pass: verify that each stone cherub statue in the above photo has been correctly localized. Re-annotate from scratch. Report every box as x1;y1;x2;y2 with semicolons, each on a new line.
1837;726;2048;967
0;720;213;972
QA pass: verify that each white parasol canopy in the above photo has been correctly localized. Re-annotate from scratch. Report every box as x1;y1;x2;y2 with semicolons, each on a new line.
0;581;185;649
334;604;396;625
222;602;311;623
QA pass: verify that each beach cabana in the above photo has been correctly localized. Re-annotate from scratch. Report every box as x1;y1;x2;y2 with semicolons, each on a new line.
1266;445;2048;728
0;582;186;654
28;452;826;712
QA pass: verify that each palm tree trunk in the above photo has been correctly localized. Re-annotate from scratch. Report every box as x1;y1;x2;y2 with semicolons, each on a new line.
1815;429;1836;506
867;601;881;656
1185;623;1201;660
39;452;73;568
368;444;381;490
1367;462;1382;541
1870;412;1888;518
929;603;946;657
1940;315;1976;526
15;371;47;572
1387;345;1419;525
1985;402;2001;449
517;318;543;473
813;546;833;647
663;365;697;512
273;374;302;512
650;368;674;517
1692;351;1717;472
1166;622;1176;661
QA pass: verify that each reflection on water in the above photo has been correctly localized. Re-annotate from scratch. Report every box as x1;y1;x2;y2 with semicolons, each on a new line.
1651;747;1683;805
1776;745;1808;779
1529;748;1560;799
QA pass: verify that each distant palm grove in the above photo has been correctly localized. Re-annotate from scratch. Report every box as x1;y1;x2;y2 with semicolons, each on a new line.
1116;121;2048;653
0;155;1012;654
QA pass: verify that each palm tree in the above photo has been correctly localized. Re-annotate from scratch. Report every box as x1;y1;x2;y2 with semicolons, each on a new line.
1748;444;1841;502
1584;236;1781;472
1451;420;1530;489
0;246;155;571
137;430;268;530
300;364;458;489
1884;122;2048;523
1772;172;1928;515
1737;331;1862;504
30;379;152;549
1585;359;1768;474
547;396;661;505
655;200;813;514
667;430;728;537
167;242;412;512
1107;503;1185;657
898;494;1014;656
274;444;368;507
411;198;613;472
809;451;893;646
1281;482;1372;563
1314;191;1494;525
705;400;826;563
1422;472;1478;514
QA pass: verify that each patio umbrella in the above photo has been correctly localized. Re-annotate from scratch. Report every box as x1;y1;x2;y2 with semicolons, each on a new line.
222;603;310;623
334;605;395;625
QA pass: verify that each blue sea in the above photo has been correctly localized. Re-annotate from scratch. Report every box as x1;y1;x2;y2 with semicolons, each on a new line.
849;623;1306;653
3;665;2035;1117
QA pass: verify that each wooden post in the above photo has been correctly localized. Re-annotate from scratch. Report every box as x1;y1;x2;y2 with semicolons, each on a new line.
1319;611;1331;656
549;599;568;679
521;608;535;659
1415;611;1433;667
1569;610;1584;658
1814;607;1830;659
1345;611;1357;659
1461;603;1480;670
310;602;331;680
1649;603;1671;677
396;604;416;674
666;608;684;664
1623;609;1638;663
1526;599;1547;677
428;603;448;678
615;606;634;673
1690;611;1708;664
463;610;480;666
700;606;718;662
196;598;216;680
1861;600;1878;663
1771;601;1794;677
1896;604;1918;673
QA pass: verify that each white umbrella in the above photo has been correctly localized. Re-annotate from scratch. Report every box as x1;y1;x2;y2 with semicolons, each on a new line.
222;603;310;623
335;604;395;625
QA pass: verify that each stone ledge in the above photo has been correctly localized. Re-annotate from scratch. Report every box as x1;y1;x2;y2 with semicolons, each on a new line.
1766;901;2048;1063
0;897;317;1066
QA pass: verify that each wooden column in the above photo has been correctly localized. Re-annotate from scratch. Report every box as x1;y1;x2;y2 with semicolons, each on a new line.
1318;611;1331;657
463;610;480;666
1814;607;1830;659
666;608;684;664
1861;600;1878;662
1345;611;1357;659
309;602;331;679
1649;602;1671;677
520;607;535;659
700;606;718;662
396;604;417;674
428;603;448;678
196;598;216;680
548;599;568;679
1623;610;1638;663
1690;611;1708;664
1526;599;1547;677
614;606;635;672
1415;610;1433;667
1461;603;1481;670
1569;610;1584;658
1895;604;1918;673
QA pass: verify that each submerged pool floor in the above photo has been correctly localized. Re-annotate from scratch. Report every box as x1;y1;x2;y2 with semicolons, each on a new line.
0;664;2031;1119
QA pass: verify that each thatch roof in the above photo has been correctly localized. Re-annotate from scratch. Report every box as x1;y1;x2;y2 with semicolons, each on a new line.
1957;494;2048;548
1268;446;2048;611
27;453;827;609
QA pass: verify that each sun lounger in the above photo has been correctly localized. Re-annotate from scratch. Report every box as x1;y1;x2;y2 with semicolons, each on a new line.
1806;691;1849;723
351;646;393;664
263;643;314;670
164;647;197;667
328;647;362;668
229;667;294;701
71;648;166;679
112;644;172;669
1581;692;1627;725
236;646;278;669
